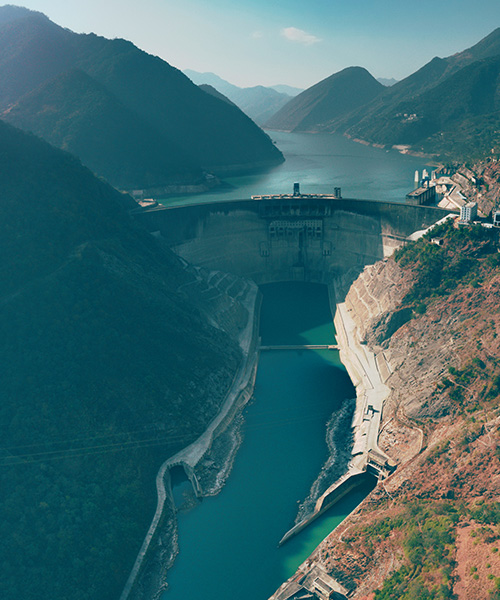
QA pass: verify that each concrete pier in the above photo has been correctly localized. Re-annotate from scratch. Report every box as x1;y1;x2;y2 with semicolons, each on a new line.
278;471;371;546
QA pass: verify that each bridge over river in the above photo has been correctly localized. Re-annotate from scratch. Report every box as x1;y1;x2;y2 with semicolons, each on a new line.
260;344;340;351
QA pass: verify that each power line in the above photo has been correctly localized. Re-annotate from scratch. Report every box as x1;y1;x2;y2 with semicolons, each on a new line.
0;402;343;467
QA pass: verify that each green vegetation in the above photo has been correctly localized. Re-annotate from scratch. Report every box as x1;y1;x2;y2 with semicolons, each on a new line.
371;500;499;600
394;219;499;306
353;56;500;162
469;500;500;526
0;120;242;600
394;219;500;411
372;501;459;600
334;29;500;162
6;68;203;189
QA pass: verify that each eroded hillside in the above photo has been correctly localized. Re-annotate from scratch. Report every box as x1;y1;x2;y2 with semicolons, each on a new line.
285;220;500;599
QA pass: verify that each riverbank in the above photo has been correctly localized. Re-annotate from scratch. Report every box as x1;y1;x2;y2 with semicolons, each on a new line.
121;279;262;600
269;275;395;599
343;132;440;164
279;229;500;598
331;279;393;471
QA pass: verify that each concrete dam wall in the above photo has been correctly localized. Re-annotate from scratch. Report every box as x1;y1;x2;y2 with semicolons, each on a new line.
135;197;450;284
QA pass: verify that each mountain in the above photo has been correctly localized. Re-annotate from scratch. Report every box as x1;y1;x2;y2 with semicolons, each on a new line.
333;27;500;157
0;8;283;190
377;77;398;86
281;220;500;600
269;84;303;96
230;85;294;124
265;66;385;132
184;69;293;125
184;69;240;97
3;68;200;189
0;2;38;26
368;28;500;115
0;118;249;600
199;83;238;106
347;55;500;158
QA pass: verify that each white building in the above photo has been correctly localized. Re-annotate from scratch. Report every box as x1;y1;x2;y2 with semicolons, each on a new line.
460;202;477;222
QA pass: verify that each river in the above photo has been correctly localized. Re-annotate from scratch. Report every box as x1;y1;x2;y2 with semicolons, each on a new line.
160;132;415;599
159;130;431;207
164;283;374;600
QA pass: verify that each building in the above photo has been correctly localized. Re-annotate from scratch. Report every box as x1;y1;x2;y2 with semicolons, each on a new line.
460;202;478;222
406;185;436;205
493;208;500;227
312;577;336;599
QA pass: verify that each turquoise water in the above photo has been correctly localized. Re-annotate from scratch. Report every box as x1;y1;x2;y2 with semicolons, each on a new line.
160;131;431;207
163;283;371;600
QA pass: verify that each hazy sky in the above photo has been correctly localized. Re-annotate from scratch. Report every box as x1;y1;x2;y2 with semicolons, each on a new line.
14;0;500;88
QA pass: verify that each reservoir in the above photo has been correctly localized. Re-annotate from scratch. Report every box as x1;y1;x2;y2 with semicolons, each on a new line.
160;130;431;207
163;283;374;600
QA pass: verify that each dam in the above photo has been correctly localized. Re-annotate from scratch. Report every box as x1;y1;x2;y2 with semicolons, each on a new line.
135;194;449;288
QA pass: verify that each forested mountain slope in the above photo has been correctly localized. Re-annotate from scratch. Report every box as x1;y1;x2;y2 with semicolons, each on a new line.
0;119;250;600
0;7;283;190
265;66;384;132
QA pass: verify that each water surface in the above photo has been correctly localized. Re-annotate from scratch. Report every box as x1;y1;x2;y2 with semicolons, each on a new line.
160;131;431;207
163;283;365;600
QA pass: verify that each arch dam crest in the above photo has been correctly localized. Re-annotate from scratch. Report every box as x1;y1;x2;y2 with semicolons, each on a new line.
133;196;451;289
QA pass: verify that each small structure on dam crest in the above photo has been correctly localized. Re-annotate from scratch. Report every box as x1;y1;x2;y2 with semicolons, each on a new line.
134;186;450;286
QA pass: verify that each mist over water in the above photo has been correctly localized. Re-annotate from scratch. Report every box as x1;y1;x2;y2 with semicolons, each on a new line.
161;131;430;207
164;283;366;600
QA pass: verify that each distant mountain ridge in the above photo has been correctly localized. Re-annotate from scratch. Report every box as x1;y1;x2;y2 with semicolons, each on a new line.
330;27;500;158
377;77;398;86
0;7;283;190
264;26;500;160
265;66;385;132
184;69;300;125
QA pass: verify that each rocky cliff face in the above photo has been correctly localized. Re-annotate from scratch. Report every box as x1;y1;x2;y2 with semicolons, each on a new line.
276;222;500;599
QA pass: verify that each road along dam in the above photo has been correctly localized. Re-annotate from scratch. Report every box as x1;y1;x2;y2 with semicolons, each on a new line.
130;195;452;599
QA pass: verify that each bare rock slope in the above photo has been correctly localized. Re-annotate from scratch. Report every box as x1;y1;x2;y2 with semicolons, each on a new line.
275;221;500;599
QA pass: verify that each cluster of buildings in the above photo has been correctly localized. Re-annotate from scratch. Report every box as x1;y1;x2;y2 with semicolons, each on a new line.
405;169;439;205
458;201;500;229
406;168;500;230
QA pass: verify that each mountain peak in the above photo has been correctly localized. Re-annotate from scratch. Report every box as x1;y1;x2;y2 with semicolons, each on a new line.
0;4;47;26
446;26;500;70
0;11;283;187
266;65;384;132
